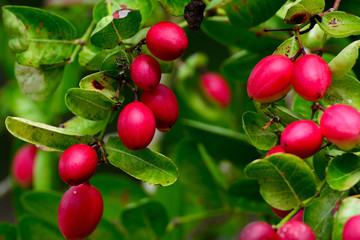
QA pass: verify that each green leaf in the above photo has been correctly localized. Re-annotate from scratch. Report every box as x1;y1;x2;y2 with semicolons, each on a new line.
90;10;141;49
79;71;118;99
2;6;76;66
223;0;287;29
5;116;92;151
326;153;360;190
292;93;314;119
89;219;123;240
121;200;168;240
273;36;300;58
101;48;131;78
33;151;59;191
317;11;360;38
323;74;360;110
313;148;330;181
15;63;64;101
158;0;191;16
19;216;63;240
65;88;115;121
304;186;347;240
61;116;107;136
0;222;18;240
242;111;278;151
284;0;324;24
227;179;272;214
78;43;118;70
245;153;317;210
105;136;179;186
333;198;360;240
329;40;360;79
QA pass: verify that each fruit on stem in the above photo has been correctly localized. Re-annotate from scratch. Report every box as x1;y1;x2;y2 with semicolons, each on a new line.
277;220;316;240
130;54;162;91
12;144;37;188
200;72;232;108
271;206;292;218
238;221;278;240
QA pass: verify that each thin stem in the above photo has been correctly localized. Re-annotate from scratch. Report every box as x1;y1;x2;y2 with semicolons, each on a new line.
105;0;113;15
178;20;189;29
294;26;306;55
98;110;116;142
319;0;341;16
333;0;341;10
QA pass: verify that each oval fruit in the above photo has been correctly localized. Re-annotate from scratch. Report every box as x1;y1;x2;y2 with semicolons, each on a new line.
343;215;360;240
200;72;232;108
277;220;316;240
12;144;37;188
266;145;286;156
239;221;277;240
130;54;161;91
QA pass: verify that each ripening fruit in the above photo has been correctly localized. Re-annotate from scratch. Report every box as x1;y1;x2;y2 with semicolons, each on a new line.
291;209;305;222
277;220;316;240
146;21;188;61
247;55;293;103
117;101;156;150
281;120;323;158
12;144;37;188
238;221;277;240
200;72;232;108
343;215;360;240
141;84;179;132
130;54;161;91
291;54;332;102
320;104;360;151
266;145;286;156
58;144;98;186
58;183;103;240
271;206;292;218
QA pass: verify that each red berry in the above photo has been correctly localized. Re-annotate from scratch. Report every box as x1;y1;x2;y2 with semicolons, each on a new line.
291;54;332;102
200;72;232;108
266;145;286;156
141;84;178;132
130;54;161;91
58;144;98;186
146;21;188;61
343;215;360;240
247;55;293;103
277;220;316;240
11;144;37;188
291;209;305;222
58;183;103;240
320;104;360;151
239;221;277;240
271;206;292;218
117;101;156;151
281;120;323;158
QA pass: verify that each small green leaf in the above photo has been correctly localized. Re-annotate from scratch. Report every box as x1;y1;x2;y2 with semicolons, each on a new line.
89;219;124;240
5;116;92;151
317;11;360;38
78;43;118;70
292;93;313;119
79;71;118;99
90;10;141;49
93;0;122;23
329;40;360;79
333;198;360;240
121;200;168;240
19;216;63;240
101;48;131;78
284;0;324;24
313;148;330;181
273;36;299;58
61;116;107;136
242;111;278;151
158;0;191;16
105;137;179;186
65;88;115;121
0;222;18;240
326;153;360;190
245;153;317;210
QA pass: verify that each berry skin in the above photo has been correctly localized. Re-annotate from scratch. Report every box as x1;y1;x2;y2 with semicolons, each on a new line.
291;209;305;222
247;55;293;103
58;183;103;240
238;221;277;240
58;144;98;186
343;215;360;240
277;220;316;240
146;21;188;61
266;145;286;156
200;72;232;108
271;206;292;218
280;120;323;159
11;144;37;188
320;104;360;151
141;84;178;132
130;54;161;91
291;54;332;102
117;101;156;151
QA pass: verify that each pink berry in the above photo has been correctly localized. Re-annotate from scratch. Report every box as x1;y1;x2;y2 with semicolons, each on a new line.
58;183;103;240
247;55;293;103
58;144;98;186
320;104;360;151
343;215;360;240
280;120;323;158
11;144;37;188
130;54;161;91
271;206;292;218
117;101;156;151
239;221;277;240
200;72;232;108
277;220;316;240
291;209;305;222
141;84;178;132
266;145;286;156
291;54;332;102
146;21;188;61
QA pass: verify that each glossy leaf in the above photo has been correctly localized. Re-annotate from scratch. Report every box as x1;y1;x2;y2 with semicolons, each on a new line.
90;10;141;49
317;11;360;38
245;153;317;210
326;153;360;190
284;0;324;24
65;88;115;121
333;198;360;240
5;116;92;151
78;43;118;70
101;48;131;78
105;137;178;186
19;216;63;240
61;116;107;136
158;0;191;16
0;222;18;240
292;93;314;119
242;111;278;151
89;219;123;240
273;36;299;58
329;40;360;79
2;6;76;66
79;71;118;99
313;148;330;181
